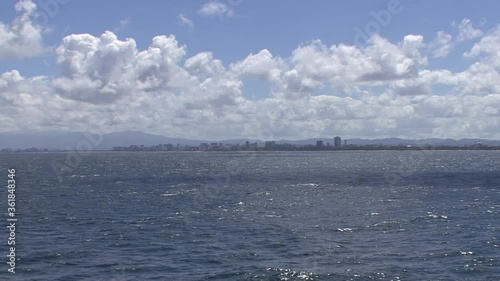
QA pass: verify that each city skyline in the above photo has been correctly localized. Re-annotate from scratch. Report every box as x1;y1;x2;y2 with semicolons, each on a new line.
0;1;499;140
2;130;500;152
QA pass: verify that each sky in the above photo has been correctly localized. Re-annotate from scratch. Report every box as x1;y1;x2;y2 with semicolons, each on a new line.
0;0;499;140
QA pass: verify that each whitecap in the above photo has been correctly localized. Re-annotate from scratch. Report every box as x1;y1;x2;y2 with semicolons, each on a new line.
298;183;319;187
161;192;180;197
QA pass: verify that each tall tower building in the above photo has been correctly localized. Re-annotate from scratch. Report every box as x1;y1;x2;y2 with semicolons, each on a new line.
334;136;342;147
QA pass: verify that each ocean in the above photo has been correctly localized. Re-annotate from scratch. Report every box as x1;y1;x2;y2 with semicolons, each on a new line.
1;150;499;280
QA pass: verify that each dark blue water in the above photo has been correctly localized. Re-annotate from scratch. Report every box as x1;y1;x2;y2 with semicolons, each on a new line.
1;151;499;280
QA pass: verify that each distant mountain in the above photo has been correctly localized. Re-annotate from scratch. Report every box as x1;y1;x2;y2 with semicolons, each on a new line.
0;130;205;150
218;138;264;145
339;138;500;146
95;131;204;149
0;131;499;150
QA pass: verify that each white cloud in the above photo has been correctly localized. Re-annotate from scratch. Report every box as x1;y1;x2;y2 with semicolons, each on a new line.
52;31;194;104
453;27;500;95
464;26;500;62
0;0;46;59
198;1;234;18
177;14;194;28
429;31;453;58
281;34;426;97
185;51;225;77
391;79;432;96
114;18;131;33
53;31;138;103
1;14;499;139
457;18;483;42
230;49;286;83
428;18;484;58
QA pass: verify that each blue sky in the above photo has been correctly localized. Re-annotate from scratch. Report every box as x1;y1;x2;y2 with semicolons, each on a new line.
0;0;499;140
1;0;498;76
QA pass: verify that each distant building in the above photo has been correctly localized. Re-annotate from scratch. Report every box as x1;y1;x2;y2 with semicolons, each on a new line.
199;143;209;151
210;142;220;151
316;140;323;147
252;142;258;150
265;141;275;149
334;136;342;147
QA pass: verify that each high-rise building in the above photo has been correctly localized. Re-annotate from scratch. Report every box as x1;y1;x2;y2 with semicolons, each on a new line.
334;136;342;147
316;140;323;147
199;143;209;151
265;141;275;149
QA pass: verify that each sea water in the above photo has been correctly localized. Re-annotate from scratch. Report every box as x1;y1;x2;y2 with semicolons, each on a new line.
0;150;499;280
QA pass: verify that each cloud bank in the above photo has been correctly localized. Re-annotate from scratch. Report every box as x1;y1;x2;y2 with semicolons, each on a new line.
1;1;499;140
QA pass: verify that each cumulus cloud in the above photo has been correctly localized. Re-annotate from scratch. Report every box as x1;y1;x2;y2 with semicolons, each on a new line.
452;27;500;96
53;32;138;103
429;31;453;58
1;14;499;139
52;31;194;104
198;1;234;18
428;18;484;58
392;79;432;96
280;34;426;97
0;0;46;59
230;49;286;83
464;26;500;62
457;18;483;42
185;51;225;77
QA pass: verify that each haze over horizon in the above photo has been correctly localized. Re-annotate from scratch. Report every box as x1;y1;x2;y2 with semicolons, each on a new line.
1;0;499;140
